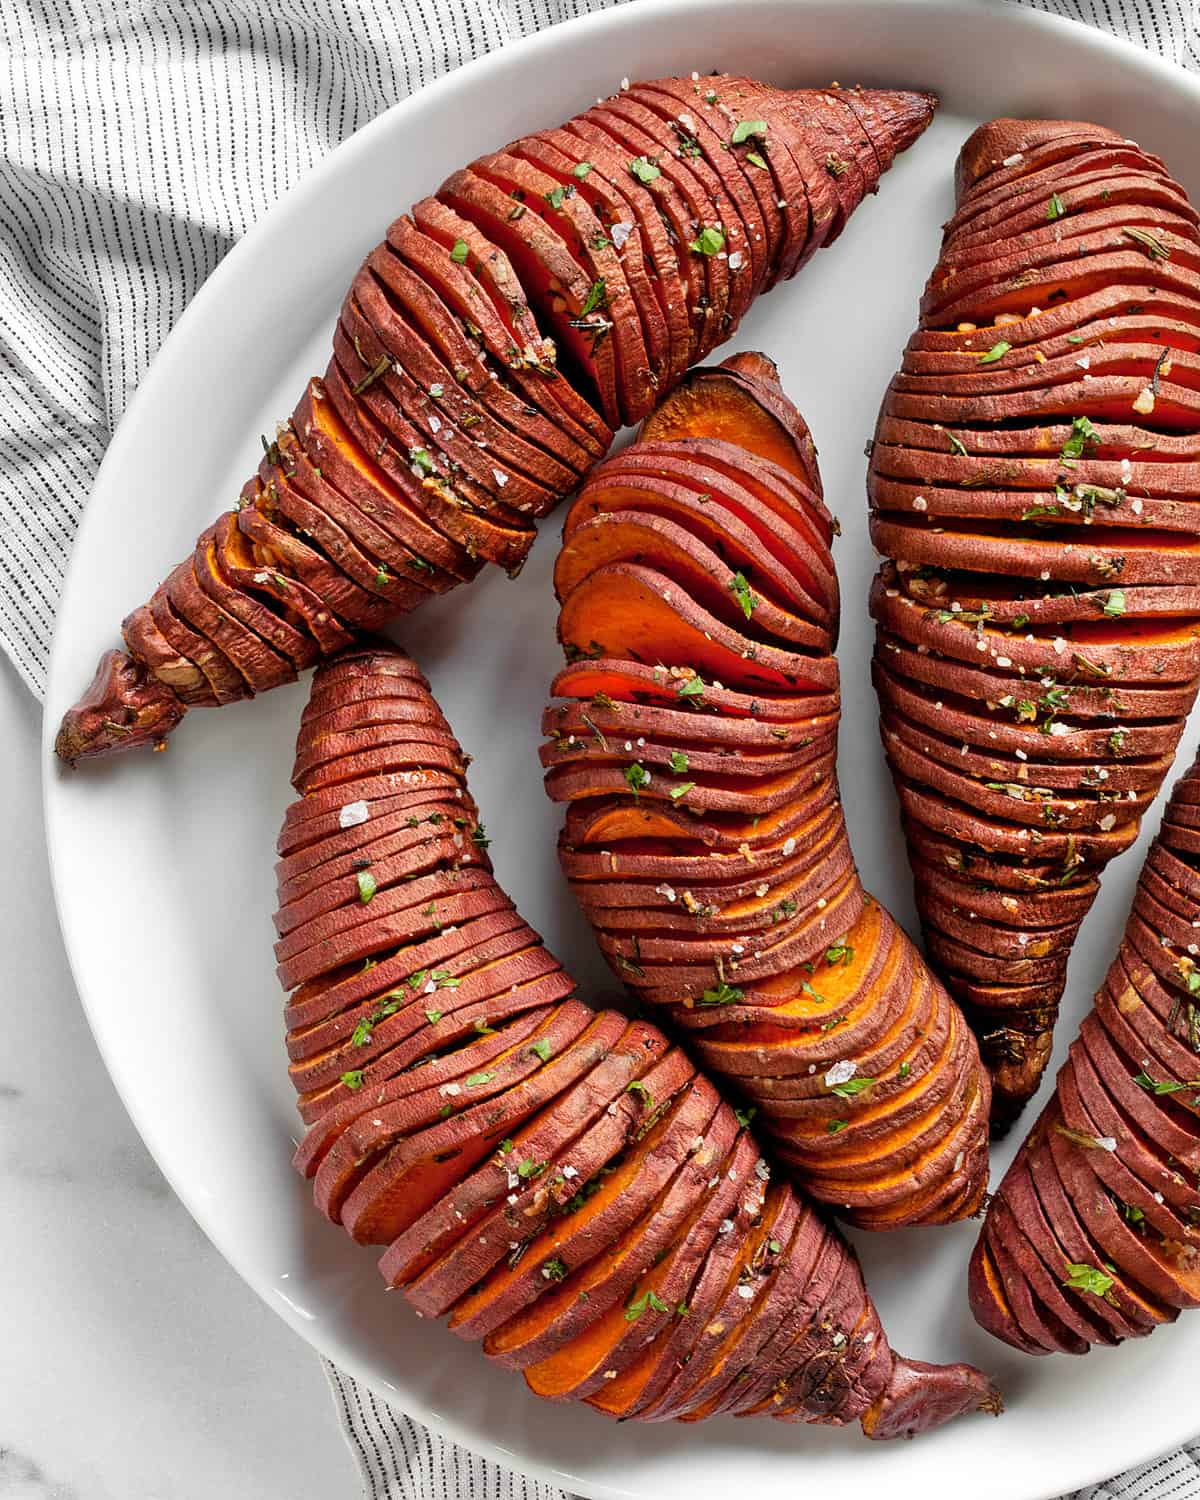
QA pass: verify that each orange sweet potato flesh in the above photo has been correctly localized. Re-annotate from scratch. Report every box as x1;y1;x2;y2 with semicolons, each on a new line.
542;351;992;1229
279;643;999;1438
868;117;1200;1130
56;77;937;766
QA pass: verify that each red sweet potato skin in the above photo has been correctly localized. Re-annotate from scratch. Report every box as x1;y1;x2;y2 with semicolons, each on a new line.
279;643;999;1437
972;751;1200;1357
541;352;992;1230
868;116;1200;1130
56;77;937;767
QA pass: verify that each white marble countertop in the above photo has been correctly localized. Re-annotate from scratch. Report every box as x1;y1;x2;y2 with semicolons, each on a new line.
1;653;358;1499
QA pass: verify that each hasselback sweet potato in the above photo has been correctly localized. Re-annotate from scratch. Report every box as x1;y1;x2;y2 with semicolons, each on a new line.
541;351;991;1229
282;642;999;1437
971;750;1200;1355
868;118;1200;1130
55;78;936;767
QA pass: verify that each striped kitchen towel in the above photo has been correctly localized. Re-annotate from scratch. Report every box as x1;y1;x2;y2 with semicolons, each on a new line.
1;1;1198;1497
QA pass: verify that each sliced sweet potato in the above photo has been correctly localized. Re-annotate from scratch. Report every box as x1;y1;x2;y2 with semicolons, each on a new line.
281;642;1001;1439
58;73;937;764
544;353;991;1225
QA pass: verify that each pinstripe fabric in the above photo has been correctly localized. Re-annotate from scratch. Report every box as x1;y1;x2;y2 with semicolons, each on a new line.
3;0;1200;1494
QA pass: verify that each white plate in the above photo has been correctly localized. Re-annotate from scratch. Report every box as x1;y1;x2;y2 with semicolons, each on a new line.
43;2;1200;1495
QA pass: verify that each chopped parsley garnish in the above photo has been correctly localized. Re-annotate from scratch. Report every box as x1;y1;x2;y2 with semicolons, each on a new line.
729;571;756;619
530;1038;553;1062
581;278;608;315
424;1009;443;1026
572;161;593;179
829;1076;876;1099
625;1079;653;1107
450;239;470;264
629;156;661;184
356;870;378;904
625;1289;670;1321
1061;414;1099;460
668;750;690;774
465;1071;496;1087
1102;589;1126;618
541;1257;568;1281
689;226;725;256
374;564;390;589
978;341;1011;364
544;184;568;210
624;762;651;796
1063;1262;1115;1297
1046;192;1065;221
827;1118;849;1134
734;1106;757;1127
824;942;854;967
698;982;744;1007
731;119;767;145
340;1069;365;1091
669;781;696;801
675;674;705;699
745;150;769;170
410;447;436;475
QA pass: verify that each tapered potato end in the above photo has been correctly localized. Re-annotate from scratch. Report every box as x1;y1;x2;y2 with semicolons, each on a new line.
953;116;1122;200
845;87;940;174
984;1028;1056;1139
54;648;186;765
861;1353;1002;1441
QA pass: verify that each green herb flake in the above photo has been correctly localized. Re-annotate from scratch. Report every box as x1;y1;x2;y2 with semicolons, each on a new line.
340;1069;365;1091
1102;589;1126;618
625;1289;670;1321
729;571;756;619
450;239;470;264
824;942;854;967
517;1158;546;1180
1063;1262;1115;1298
410;447;436;475
731;119;768;145
624;762;651;796
947;431;969;456
544;184;568;210
898;1061;911;1080
465;1071;496;1088
1133;1068;1200;1096
698;982;744;1007
424;1009;443;1026
689;226;726;256
351;1019;374;1048
1061;415;1099;461
829;1076;876;1099
573;161;593;179
356;870;378;905
629;156;661;184
675;674;705;699
668;750;690;774
541;1257;568;1282
745;150;769;169
978;341;1011;364
669;780;696;802
626;1079;653;1107
827;1118;849;1134
734;1105;757;1127
1047;192;1066;221
373;564;390;589
530;1038;553;1063
581;278;608;316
